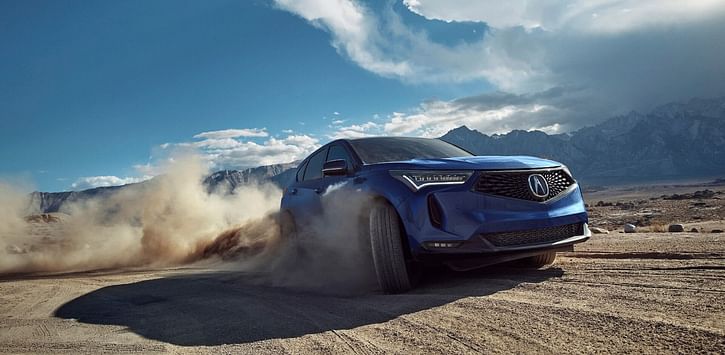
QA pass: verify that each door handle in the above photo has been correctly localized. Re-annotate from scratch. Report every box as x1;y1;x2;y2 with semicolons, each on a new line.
314;188;323;194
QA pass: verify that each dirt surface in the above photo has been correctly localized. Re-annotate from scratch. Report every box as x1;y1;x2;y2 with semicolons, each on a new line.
1;231;723;354
583;181;725;232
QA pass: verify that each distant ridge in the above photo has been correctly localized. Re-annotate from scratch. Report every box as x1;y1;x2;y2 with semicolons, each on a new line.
441;97;725;183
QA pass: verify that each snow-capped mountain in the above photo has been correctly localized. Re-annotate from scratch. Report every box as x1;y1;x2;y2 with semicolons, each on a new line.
442;97;725;183
202;161;299;193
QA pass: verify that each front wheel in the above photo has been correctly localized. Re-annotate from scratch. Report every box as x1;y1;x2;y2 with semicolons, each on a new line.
369;202;412;294
521;251;557;268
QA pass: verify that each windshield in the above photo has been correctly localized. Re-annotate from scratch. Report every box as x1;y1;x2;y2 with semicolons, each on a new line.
349;137;473;164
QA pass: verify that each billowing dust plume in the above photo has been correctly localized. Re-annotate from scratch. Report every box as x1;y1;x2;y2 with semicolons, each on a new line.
218;182;379;294
0;156;378;293
0;156;282;275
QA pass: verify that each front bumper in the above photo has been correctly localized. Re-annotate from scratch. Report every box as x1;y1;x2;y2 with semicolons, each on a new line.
469;222;591;253
393;174;590;260
414;223;590;262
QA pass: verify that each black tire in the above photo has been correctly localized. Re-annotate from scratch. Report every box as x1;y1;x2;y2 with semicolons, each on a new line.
278;211;297;241
278;211;311;263
522;251;557;268
369;202;412;294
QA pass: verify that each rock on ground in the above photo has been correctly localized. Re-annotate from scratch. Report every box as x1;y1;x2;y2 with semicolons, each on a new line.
668;224;685;232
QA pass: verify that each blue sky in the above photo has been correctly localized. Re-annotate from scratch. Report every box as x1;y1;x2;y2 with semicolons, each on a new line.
2;0;724;191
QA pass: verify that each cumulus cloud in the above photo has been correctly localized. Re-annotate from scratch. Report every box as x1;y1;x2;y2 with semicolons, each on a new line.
81;130;319;191
276;0;725;132
403;0;725;33
164;131;319;169
330;88;598;138
193;128;269;139
71;175;152;190
329;121;381;139
274;0;413;77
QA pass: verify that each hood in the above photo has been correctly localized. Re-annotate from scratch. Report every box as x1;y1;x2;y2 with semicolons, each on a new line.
368;155;562;171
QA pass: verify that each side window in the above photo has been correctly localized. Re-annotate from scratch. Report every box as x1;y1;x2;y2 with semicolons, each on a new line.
295;161;307;182
326;144;351;170
302;147;328;181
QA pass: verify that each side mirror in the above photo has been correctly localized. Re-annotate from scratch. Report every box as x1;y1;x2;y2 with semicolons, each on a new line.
322;159;347;176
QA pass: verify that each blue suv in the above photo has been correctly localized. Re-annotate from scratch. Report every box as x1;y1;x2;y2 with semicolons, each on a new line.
280;137;590;293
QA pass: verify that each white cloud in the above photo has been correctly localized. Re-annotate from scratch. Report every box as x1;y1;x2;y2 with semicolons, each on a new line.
71;175;152;190
274;0;413;78
208;135;319;167
329;121;381;139
330;88;602;138
163;130;320;169
269;0;558;90
381;102;553;137
403;0;725;33
276;0;725;129
193;128;268;139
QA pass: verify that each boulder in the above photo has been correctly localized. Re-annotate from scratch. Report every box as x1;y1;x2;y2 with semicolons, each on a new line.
590;227;609;234
712;229;724;233
668;224;685;233
624;224;637;233
690;228;699;233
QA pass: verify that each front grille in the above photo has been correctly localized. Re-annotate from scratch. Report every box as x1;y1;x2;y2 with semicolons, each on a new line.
473;168;575;202
481;223;583;247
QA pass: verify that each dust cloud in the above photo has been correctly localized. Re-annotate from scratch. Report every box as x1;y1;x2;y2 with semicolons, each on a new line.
0;156;282;275
0;156;378;293
238;182;378;294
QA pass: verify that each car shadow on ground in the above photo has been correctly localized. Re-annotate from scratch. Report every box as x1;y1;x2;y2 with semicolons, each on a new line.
54;265;563;346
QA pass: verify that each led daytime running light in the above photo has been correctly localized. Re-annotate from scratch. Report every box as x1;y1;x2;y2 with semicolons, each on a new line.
391;170;473;191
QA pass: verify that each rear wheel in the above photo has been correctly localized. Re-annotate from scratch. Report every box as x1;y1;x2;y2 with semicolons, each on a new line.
521;251;557;268
278;211;297;241
369;202;412;294
279;211;307;258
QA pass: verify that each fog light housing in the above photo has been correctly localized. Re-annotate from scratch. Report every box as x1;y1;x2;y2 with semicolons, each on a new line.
428;195;443;229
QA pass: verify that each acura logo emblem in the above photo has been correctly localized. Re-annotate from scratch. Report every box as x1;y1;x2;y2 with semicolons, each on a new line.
528;174;549;198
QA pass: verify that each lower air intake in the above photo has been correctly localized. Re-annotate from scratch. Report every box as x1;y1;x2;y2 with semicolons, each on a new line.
481;223;584;247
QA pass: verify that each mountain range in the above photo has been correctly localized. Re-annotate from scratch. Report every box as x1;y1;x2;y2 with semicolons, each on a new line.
441;97;725;183
31;97;725;213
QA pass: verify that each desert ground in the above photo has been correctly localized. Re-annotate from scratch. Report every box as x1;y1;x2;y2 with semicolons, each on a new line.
1;182;724;354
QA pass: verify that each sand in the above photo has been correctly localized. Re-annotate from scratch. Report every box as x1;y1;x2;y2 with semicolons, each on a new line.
1;231;723;354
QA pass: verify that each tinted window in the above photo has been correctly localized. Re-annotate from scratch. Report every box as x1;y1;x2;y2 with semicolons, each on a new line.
303;147;328;181
326;144;351;170
295;161;307;182
349;137;472;164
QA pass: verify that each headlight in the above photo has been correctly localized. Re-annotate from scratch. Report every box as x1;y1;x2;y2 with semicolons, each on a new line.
390;170;473;191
